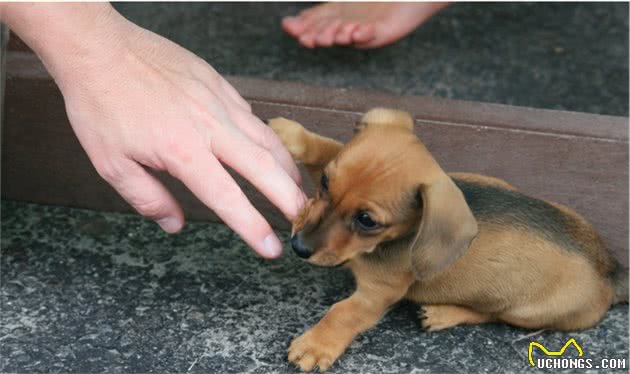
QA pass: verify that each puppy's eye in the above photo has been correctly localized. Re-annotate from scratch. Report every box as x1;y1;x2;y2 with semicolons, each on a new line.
320;174;329;192
354;211;379;231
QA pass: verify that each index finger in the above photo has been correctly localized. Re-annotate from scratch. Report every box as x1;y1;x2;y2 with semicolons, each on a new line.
169;145;284;258
213;126;307;221
215;92;303;186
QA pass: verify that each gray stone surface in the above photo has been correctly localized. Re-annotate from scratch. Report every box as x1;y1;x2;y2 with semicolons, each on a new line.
113;2;629;116
1;201;628;373
2;3;628;372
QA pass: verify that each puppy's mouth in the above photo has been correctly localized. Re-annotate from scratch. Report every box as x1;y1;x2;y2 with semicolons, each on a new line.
303;254;349;268
306;259;349;268
302;245;377;268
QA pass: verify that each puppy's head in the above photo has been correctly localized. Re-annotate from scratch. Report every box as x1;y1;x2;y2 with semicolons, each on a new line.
291;108;477;277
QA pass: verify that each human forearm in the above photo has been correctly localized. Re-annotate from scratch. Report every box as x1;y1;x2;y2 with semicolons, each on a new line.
0;3;125;87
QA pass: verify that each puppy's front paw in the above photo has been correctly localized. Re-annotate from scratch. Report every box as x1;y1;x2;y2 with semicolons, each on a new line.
288;329;344;372
268;117;309;162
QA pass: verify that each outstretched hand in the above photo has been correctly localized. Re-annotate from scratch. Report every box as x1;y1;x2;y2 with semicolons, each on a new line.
1;3;305;258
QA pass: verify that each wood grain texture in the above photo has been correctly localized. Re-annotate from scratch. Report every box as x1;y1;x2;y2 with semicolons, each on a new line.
2;51;627;265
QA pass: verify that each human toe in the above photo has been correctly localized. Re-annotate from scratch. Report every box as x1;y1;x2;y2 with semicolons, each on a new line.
315;19;343;47
351;24;376;44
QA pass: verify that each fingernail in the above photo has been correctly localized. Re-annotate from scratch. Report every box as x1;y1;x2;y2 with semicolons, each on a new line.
287;191;308;221
157;217;182;233
263;234;283;258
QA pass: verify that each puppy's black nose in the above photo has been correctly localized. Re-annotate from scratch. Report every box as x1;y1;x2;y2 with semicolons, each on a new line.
291;234;312;259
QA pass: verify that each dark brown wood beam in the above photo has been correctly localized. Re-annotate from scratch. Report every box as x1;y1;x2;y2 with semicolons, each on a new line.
2;50;627;266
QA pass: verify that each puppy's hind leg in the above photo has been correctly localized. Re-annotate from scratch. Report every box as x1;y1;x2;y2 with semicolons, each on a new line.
499;281;614;331
420;304;495;332
268;117;342;183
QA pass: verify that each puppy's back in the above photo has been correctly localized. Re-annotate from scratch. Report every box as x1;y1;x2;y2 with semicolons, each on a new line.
450;175;616;277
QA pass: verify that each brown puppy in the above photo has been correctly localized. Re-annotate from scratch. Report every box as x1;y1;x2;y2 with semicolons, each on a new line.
269;108;628;372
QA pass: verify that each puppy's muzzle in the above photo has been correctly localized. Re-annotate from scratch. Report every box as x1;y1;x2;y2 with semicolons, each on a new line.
291;233;313;259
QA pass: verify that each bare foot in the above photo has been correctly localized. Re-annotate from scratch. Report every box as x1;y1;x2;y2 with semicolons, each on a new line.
282;2;450;49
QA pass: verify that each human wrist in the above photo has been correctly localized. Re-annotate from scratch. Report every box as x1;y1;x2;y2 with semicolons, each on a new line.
0;3;130;88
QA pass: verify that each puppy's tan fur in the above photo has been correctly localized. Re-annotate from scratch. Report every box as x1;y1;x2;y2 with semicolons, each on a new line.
269;109;628;372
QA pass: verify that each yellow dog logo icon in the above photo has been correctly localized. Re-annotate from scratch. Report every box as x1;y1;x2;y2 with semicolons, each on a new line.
528;338;584;367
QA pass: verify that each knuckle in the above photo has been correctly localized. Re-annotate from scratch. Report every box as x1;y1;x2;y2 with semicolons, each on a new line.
260;125;280;150
252;148;276;170
197;108;222;133
212;184;247;214
93;157;126;184
130;197;168;220
162;139;194;166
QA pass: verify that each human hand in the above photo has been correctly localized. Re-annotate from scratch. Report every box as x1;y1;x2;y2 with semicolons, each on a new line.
1;4;305;258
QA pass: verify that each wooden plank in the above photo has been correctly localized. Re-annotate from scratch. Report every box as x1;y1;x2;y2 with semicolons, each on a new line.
7;31;29;52
2;51;627;265
1;27;9;138
233;77;627;142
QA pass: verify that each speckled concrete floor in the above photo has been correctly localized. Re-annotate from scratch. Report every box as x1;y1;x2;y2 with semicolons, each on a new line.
2;2;628;373
113;2;629;116
1;202;628;373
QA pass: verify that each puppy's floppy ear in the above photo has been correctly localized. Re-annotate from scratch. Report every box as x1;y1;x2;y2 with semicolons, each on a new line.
354;108;414;133
410;176;478;279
